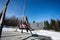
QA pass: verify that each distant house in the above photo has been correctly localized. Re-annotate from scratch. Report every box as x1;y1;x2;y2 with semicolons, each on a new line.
30;22;44;30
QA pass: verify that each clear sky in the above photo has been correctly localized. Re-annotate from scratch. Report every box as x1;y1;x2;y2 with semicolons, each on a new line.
0;0;60;22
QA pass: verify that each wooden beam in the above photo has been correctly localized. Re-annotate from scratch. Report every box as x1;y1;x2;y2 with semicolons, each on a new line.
0;0;10;38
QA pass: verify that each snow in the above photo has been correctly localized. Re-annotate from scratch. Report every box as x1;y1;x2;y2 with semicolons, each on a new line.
32;30;60;40
2;27;16;31
2;27;60;40
2;27;31;33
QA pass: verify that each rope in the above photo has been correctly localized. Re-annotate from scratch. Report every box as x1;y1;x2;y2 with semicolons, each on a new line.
22;0;26;17
11;0;15;9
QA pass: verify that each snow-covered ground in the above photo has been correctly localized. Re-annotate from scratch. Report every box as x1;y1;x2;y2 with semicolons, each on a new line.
2;27;31;33
2;27;16;31
2;27;60;40
32;30;60;40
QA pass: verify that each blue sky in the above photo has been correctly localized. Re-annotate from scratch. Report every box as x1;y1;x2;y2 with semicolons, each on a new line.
0;0;60;22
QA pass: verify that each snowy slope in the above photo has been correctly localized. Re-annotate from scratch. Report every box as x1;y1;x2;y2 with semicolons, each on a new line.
32;30;60;40
2;27;60;40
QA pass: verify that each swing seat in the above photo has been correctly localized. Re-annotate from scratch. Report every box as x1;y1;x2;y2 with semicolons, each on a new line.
19;27;28;29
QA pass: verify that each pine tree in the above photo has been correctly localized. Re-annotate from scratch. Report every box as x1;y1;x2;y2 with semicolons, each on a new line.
44;21;51;30
50;19;58;31
57;20;60;30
